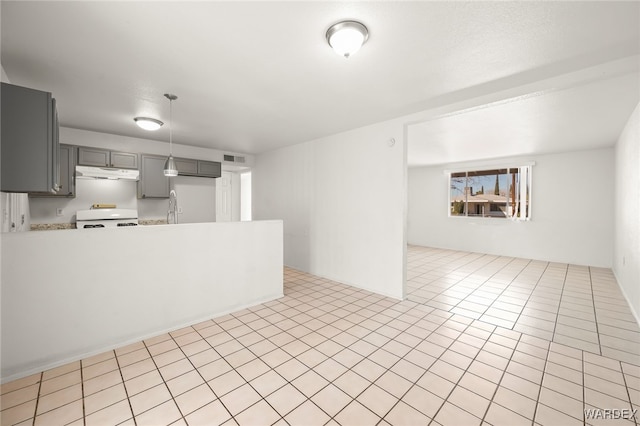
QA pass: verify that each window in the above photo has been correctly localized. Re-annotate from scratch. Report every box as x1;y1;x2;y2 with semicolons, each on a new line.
449;165;532;220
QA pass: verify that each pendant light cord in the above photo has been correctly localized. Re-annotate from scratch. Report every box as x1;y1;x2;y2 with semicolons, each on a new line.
169;97;173;156
164;93;178;156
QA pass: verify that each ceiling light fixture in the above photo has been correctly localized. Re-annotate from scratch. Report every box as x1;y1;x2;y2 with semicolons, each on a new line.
163;94;178;177
326;20;369;58
134;117;163;131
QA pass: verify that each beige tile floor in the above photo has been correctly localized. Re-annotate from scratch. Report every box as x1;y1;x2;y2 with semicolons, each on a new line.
1;246;639;426
407;246;640;365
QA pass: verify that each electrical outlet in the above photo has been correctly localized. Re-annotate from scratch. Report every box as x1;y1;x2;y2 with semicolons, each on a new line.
178;207;183;214
623;256;626;266
56;208;64;216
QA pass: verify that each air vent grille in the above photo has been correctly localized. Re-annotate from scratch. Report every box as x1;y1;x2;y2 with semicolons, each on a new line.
223;154;246;163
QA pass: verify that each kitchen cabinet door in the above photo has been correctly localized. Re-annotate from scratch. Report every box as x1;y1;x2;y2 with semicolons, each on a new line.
78;147;110;167
139;155;169;198
78;147;138;169
57;144;76;196
30;144;76;197
110;151;138;169
1;83;59;193
197;160;222;178
175;158;198;175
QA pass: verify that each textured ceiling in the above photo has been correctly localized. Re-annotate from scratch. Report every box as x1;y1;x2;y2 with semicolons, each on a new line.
2;1;639;160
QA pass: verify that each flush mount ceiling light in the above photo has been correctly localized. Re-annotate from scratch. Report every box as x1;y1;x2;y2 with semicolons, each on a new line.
326;20;369;58
134;117;163;131
163;94;178;177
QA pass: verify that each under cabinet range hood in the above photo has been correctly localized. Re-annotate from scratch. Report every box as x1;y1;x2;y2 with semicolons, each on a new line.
76;166;139;181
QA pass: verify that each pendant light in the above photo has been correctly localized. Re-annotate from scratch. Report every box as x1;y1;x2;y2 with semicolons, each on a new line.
163;93;178;177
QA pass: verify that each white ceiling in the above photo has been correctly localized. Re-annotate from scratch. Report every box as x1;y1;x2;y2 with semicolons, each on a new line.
2;1;639;161
408;61;640;166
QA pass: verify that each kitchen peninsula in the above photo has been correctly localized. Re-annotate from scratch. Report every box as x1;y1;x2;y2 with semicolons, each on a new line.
1;220;283;382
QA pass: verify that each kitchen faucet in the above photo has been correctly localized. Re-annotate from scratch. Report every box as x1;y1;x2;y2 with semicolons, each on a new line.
167;190;179;224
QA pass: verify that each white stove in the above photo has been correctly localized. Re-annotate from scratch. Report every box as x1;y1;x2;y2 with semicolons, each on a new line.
76;209;139;229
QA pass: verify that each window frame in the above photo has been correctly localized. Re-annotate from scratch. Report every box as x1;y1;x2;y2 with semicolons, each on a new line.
446;163;533;221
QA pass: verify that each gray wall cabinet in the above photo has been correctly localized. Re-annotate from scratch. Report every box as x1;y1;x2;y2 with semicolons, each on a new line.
78;147;138;169
139;155;170;198
175;158;198;175
197;161;222;178
1;82;59;193
174;158;221;178
30;144;76;197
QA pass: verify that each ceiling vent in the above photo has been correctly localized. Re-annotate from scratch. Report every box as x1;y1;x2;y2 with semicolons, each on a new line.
224;154;245;163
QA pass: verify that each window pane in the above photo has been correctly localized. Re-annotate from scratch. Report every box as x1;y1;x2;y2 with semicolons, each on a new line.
506;168;519;218
465;169;508;218
449;166;532;220
450;172;467;216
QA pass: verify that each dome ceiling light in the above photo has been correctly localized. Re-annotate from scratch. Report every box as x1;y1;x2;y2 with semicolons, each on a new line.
326;20;369;58
134;117;163;131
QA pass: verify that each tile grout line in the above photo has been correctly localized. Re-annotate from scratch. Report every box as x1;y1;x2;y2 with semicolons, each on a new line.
323;304;440;423
483;258;539;328
411;252;503;310
449;256;528;321
582;347;587;425
183;329;238;421
113;349;138;426
429;319;501;425
140;338;194;424
619;360;639;426
426;255;523;320
80;358;86;426
287;295;428;422
478;331;528;425
30;372;43;426
191;320;290;423
237;285;435;422
587;266;603;356
549;263;569;346
520;334;552;425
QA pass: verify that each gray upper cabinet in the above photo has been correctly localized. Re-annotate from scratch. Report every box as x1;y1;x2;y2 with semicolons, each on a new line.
197;160;222;178
174;158;221;178
30;144;76;197
111;151;138;169
78;147;138;169
139;154;169;198
77;147;109;167
175;158;198;175
1;82;59;193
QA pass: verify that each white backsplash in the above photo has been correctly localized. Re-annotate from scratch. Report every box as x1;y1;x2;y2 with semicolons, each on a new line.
29;179;138;224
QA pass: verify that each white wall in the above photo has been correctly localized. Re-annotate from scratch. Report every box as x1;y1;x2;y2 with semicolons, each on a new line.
253;121;406;299
408;148;614;267
172;176;216;223
613;103;640;321
1;220;283;382
30;179;138;224
241;172;252;221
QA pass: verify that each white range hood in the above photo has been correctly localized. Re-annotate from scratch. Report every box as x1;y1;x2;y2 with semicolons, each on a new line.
76;166;139;181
